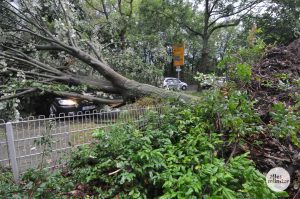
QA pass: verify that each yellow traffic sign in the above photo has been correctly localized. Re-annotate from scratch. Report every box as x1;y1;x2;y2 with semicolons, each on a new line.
172;43;184;66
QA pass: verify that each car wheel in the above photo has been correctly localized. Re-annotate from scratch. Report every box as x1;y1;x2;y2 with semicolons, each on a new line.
49;104;57;116
181;85;187;90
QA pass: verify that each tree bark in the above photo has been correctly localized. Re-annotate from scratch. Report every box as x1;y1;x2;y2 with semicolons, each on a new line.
198;0;211;74
200;36;210;73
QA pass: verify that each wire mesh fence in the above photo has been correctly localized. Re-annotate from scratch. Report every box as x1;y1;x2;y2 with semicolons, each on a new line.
0;106;164;182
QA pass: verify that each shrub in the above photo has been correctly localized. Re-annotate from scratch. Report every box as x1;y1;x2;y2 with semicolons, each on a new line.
269;102;300;147
66;90;283;198
1;89;289;198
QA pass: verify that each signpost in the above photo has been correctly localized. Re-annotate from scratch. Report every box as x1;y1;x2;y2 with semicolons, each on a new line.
173;44;184;67
172;43;184;81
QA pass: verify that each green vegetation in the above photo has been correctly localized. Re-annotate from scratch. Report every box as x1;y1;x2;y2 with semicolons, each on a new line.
217;38;266;85
0;0;300;198
269;103;300;148
2;87;297;198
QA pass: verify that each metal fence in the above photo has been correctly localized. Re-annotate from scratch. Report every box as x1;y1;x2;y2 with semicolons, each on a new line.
0;106;164;182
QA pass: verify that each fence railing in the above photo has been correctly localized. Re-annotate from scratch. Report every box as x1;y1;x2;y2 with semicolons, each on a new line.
0;106;164;182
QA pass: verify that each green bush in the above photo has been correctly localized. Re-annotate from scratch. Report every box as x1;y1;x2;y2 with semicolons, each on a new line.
66;90;283;198
1;89;291;198
217;38;266;84
269;102;300;147
0;167;73;199
0;167;20;198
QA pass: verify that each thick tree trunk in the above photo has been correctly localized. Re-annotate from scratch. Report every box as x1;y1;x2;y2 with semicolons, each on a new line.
66;47;199;103
197;35;210;91
200;0;211;74
197;0;211;91
199;36;210;73
122;80;199;102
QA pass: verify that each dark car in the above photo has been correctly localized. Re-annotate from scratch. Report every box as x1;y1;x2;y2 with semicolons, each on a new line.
49;97;96;116
26;93;97;117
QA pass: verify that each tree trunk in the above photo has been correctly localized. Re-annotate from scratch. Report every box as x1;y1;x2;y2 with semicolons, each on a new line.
122;80;198;103
66;47;199;103
197;0;211;91
197;34;210;91
199;36;210;73
200;0;211;74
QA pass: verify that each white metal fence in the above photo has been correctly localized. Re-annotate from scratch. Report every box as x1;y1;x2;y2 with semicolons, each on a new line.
0;106;164;182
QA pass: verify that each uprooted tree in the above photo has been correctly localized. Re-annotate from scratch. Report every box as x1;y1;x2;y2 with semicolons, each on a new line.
0;0;197;110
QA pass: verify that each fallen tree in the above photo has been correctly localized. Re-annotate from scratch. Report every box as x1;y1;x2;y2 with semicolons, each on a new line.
0;0;198;105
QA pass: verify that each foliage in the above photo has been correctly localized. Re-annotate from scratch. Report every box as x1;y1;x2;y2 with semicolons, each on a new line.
34;120;56;169
236;63;252;82
0;98;20;121
19;169;74;199
0;165;74;199
1;88;294;198
194;72;225;88
0;167;20;198
1;79;88;94
248;0;300;44
218;38;266;84
106;46;164;86
0;0;168;109
65;89;280;198
269;102;300;147
0;120;72;199
135;96;164;107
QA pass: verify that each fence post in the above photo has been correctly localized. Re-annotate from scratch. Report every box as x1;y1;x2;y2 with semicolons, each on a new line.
5;122;19;182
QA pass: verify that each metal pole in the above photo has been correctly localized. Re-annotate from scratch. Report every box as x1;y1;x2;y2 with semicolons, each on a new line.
5;122;19;182
177;71;180;90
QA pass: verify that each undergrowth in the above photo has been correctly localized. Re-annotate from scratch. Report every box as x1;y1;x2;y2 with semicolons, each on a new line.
1;88;297;198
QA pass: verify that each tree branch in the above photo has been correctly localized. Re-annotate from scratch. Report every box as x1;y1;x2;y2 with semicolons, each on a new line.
209;0;219;14
58;0;77;47
45;90;124;104
209;21;240;35
0;52;62;75
35;45;65;51
149;7;204;37
0;87;123;105
86;42;108;65
0;88;38;102
1;45;63;75
209;0;261;27
4;67;121;94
